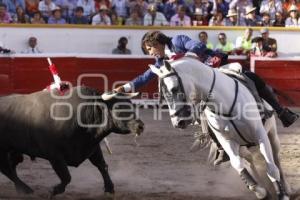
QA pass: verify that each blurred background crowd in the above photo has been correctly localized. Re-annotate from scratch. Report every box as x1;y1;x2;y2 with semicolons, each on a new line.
1;0;300;27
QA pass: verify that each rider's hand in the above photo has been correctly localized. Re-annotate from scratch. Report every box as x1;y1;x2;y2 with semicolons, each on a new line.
114;86;125;93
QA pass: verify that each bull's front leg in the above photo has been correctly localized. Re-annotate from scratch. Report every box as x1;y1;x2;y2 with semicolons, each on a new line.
48;158;71;198
89;145;114;194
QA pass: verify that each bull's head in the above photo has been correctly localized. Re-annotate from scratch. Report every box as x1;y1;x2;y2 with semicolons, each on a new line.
101;92;144;135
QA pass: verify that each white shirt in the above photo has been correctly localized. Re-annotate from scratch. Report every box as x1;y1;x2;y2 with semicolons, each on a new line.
143;12;169;26
92;14;111;25
21;47;43;54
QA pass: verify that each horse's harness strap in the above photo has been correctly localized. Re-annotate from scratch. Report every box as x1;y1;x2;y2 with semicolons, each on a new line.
228;79;239;116
210;78;239;118
201;69;216;112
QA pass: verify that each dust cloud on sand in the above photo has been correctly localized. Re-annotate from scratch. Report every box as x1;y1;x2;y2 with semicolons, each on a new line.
0;109;299;200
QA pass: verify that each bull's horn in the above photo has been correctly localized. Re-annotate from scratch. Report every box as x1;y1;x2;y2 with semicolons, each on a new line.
122;92;140;98
101;93;118;100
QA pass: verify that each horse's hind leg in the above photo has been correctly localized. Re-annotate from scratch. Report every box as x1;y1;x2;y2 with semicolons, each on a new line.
0;151;33;194
268;123;291;197
256;127;289;200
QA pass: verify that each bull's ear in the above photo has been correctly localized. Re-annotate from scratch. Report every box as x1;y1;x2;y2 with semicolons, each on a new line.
101;92;118;101
164;60;172;72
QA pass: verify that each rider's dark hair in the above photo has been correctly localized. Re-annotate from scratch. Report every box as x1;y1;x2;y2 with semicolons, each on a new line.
142;31;171;48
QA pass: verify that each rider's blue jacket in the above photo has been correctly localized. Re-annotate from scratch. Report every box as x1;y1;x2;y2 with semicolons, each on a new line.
129;35;218;90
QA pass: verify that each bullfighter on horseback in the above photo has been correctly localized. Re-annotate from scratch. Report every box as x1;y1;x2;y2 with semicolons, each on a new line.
114;30;299;164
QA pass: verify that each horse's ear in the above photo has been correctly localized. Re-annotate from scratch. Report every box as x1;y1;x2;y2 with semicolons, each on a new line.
164;60;172;72
149;64;162;76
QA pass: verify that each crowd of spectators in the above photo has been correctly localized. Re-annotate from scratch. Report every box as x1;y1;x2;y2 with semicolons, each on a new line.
0;0;299;27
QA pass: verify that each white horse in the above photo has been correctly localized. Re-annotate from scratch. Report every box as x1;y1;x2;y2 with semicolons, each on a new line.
149;55;290;200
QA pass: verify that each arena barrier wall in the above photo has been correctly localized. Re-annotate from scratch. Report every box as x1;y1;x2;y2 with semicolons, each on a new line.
0;54;298;107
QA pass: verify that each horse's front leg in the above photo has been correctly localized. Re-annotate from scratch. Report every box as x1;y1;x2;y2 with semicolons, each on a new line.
212;128;267;199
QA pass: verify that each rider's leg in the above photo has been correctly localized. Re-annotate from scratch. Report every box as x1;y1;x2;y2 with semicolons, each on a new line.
243;71;299;127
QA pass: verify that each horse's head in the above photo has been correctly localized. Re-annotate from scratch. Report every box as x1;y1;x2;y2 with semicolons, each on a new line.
150;60;193;129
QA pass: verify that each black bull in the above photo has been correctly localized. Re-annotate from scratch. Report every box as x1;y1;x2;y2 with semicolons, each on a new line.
0;86;144;197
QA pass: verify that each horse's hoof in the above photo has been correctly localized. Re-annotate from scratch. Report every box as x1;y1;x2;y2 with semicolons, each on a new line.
250;185;267;200
279;195;289;200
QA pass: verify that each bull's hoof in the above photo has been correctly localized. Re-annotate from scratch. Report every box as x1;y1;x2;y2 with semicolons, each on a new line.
104;192;115;199
47;185;66;199
16;184;34;194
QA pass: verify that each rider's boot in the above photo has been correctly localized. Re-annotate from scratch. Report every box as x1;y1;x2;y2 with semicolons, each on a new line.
258;86;299;127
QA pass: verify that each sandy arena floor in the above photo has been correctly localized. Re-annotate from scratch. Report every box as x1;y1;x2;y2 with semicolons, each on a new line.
0;109;299;200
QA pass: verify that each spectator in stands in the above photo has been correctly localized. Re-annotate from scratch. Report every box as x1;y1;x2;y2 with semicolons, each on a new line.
125;9;143;25
91;4;111;25
2;0;25;17
38;0;57;22
30;11;46;24
143;4;168;26
21;36;42;53
261;12;273;26
112;37;132;54
215;32;235;55
54;0;77;20
48;8;67;24
128;0;148;19
260;27;278;57
229;0;253;21
273;11;285;26
198;31;213;49
70;6;89;24
170;5;191;26
211;0;229;17
111;10;123;25
192;8;208;26
235;28;253;55
209;11;225;26
283;0;300;17
0;3;12;23
244;5;262;26
189;0;213;22
164;0;186;21
285;5;300;26
94;0;111;13
111;0;129;23
25;0;39;17
76;0;96;19
250;36;277;57
260;0;283;22
224;8;240;26
13;6;29;23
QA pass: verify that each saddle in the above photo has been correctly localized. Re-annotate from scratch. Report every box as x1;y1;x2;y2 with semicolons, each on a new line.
218;63;274;123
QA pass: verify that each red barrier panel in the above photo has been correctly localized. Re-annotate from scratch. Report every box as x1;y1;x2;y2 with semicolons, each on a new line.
252;58;300;106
